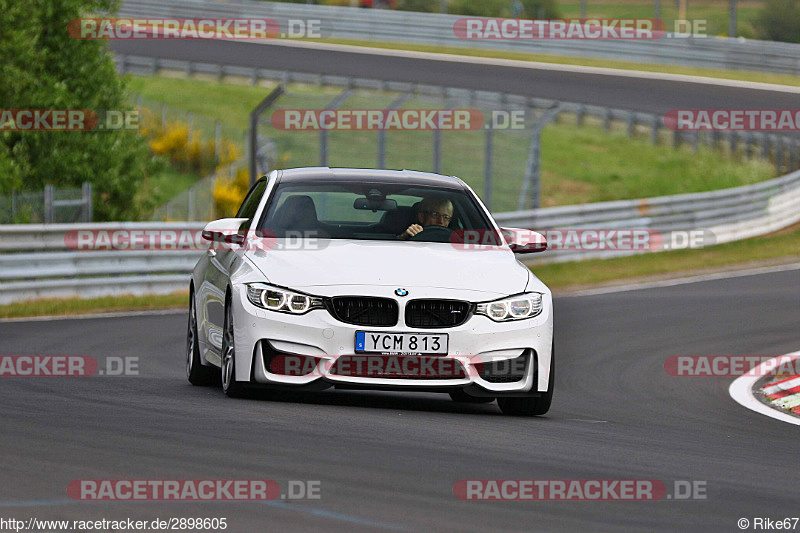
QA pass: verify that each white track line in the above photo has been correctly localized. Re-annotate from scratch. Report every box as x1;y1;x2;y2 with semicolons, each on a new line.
246;38;800;94
729;351;800;426
557;262;800;298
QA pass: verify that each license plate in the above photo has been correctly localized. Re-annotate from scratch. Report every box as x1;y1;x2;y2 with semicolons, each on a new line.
355;332;448;355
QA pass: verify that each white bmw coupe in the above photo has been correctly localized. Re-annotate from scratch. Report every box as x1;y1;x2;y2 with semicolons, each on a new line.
187;168;554;416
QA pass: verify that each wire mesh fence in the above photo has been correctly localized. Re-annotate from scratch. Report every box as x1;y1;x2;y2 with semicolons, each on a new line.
0;185;91;224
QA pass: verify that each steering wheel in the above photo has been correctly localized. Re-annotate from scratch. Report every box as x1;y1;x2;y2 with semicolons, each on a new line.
409;225;453;243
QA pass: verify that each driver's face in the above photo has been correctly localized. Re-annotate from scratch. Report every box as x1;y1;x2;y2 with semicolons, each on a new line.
419;204;453;227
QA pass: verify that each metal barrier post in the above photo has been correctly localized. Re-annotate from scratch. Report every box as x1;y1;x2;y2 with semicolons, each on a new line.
320;88;353;167
484;127;493;211
44;185;54;224
81;182;93;222
378;93;412;169
518;104;561;210
249;84;285;187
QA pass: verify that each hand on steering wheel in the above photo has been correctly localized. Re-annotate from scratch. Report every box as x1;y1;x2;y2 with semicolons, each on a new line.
408;225;453;242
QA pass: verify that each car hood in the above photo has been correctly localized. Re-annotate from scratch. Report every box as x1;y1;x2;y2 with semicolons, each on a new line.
244;239;531;298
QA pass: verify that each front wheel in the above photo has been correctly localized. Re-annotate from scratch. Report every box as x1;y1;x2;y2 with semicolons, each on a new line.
187;290;215;386
497;344;554;416
221;294;247;398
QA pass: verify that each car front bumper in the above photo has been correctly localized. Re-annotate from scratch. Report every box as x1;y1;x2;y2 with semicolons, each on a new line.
230;284;553;395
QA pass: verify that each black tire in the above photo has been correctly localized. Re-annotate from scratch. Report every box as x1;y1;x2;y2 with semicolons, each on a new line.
187;289;215;386
497;344;554;417
221;294;247;398
449;389;495;404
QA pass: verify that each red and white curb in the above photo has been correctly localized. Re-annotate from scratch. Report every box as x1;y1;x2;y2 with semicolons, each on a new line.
729;351;800;425
761;373;800;414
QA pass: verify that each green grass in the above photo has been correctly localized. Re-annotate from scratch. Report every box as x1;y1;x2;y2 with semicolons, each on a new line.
136;166;202;209
531;223;800;289
0;292;188;320
557;0;762;38
126;75;777;212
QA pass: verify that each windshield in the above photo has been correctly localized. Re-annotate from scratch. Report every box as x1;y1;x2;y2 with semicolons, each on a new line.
257;180;496;243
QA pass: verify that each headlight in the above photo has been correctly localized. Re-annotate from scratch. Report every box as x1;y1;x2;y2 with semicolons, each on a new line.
246;283;324;315
475;293;543;322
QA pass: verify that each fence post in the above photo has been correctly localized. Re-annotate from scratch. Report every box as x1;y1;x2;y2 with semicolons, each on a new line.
215;120;222;160
188;188;196;221
378;93;412;169
81;182;93;222
484;127;493;211
576;104;585;126
627;111;636;138
794;140;800;170
44;185;54;224
518;104;561;210
432;129;441;173
249;84;285;186
651;115;659;144
603;107;612;131
319;88;353;167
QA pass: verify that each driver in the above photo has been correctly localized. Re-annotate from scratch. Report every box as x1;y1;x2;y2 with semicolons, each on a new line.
398;197;453;240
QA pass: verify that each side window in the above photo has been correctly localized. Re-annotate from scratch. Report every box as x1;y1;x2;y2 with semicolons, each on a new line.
236;179;268;224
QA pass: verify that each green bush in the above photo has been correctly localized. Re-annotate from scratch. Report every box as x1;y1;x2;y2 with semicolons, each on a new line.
755;0;800;43
0;0;162;220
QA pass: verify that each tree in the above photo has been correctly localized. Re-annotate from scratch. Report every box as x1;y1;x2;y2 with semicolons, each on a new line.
0;0;161;220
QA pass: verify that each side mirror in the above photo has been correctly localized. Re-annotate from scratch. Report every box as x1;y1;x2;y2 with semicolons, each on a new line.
201;218;250;245
500;227;547;254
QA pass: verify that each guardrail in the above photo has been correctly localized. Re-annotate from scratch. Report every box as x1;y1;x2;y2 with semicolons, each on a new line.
117;0;800;75
2;168;799;303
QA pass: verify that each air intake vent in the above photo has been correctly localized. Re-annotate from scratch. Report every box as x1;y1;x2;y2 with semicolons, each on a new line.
476;351;530;383
328;297;398;327
405;299;471;328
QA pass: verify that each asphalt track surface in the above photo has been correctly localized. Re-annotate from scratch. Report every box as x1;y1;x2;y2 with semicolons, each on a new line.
110;39;800;116
1;268;798;532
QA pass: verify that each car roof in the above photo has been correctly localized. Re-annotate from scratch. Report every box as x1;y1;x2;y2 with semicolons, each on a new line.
275;167;466;190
